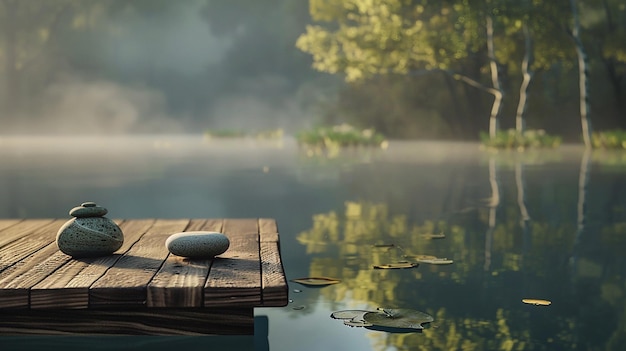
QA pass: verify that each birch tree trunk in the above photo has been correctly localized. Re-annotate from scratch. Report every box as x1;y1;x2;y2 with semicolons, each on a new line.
486;15;503;139
515;23;533;133
570;0;593;148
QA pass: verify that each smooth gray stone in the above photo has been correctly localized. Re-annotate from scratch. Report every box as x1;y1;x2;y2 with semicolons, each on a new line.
70;203;108;217
165;231;230;258
56;217;124;258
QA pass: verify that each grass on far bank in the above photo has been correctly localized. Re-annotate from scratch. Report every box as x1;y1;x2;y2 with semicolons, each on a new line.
296;124;387;148
591;130;626;149
480;129;562;150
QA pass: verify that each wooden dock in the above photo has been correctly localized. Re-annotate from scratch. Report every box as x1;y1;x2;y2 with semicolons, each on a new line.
0;218;288;335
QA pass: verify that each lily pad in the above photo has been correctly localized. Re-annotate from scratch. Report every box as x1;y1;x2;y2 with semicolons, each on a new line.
331;310;371;320
373;262;419;269
415;258;454;265
290;277;341;286
330;310;373;327
363;308;434;330
522;298;551;306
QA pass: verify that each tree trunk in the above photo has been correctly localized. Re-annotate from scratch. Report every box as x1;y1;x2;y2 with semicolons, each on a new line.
570;0;593;148
486;16;503;139
515;22;533;133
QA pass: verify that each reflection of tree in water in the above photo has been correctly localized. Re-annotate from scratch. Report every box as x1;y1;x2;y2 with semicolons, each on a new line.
297;151;626;350
568;150;626;349
296;201;557;349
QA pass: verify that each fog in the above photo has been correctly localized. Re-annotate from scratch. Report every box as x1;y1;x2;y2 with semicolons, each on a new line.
0;0;329;135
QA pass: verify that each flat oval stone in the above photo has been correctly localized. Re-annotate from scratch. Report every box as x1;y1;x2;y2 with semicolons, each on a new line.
165;231;230;258
56;217;124;257
69;203;108;218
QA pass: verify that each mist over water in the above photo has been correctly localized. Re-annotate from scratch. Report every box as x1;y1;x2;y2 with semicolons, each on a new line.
2;0;326;135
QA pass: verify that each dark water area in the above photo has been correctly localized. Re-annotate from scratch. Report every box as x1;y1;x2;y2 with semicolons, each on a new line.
1;136;625;351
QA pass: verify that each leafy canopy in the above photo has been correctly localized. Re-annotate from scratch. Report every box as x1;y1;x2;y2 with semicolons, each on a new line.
296;0;480;82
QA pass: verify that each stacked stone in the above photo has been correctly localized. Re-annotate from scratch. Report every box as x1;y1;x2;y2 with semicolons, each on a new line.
56;202;124;258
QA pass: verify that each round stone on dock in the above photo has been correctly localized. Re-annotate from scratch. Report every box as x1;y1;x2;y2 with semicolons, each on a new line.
69;201;108;218
57;202;124;258
166;231;230;258
56;217;124;257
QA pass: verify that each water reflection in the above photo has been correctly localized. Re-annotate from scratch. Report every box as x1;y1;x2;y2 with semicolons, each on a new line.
288;146;626;351
0;137;625;350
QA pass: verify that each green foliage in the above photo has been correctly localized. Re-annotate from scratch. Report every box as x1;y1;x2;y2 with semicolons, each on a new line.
296;124;386;148
480;129;562;149
296;1;479;82
591;130;626;149
297;0;626;141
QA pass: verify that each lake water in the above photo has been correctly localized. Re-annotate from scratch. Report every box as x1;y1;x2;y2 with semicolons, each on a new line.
1;135;625;351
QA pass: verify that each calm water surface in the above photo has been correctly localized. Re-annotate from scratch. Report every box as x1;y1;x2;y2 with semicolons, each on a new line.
1;136;625;351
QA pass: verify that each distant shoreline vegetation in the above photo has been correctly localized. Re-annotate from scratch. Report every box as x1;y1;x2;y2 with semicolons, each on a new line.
295;124;388;149
480;129;562;150
591;130;626;149
203;128;284;140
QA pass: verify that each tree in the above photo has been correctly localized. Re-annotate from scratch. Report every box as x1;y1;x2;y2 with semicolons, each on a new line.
585;0;626;127
514;0;534;133
569;0;593;148
296;0;513;139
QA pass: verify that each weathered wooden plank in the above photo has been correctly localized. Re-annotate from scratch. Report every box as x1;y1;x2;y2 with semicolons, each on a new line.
89;219;190;307
0;219;54;250
0;219;68;308
258;218;288;306
30;219;156;309
146;219;223;307
0;307;253;335
0;219;22;233
204;218;261;307
258;218;278;242
0;219;75;308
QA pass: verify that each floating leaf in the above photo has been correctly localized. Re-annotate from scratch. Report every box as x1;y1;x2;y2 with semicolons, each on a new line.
415;258;454;265
291;277;341;286
373;262;418;269
420;233;446;239
331;310;371;320
522;298;552;306
363;308;434;330
292;305;306;310
330;310;373;327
